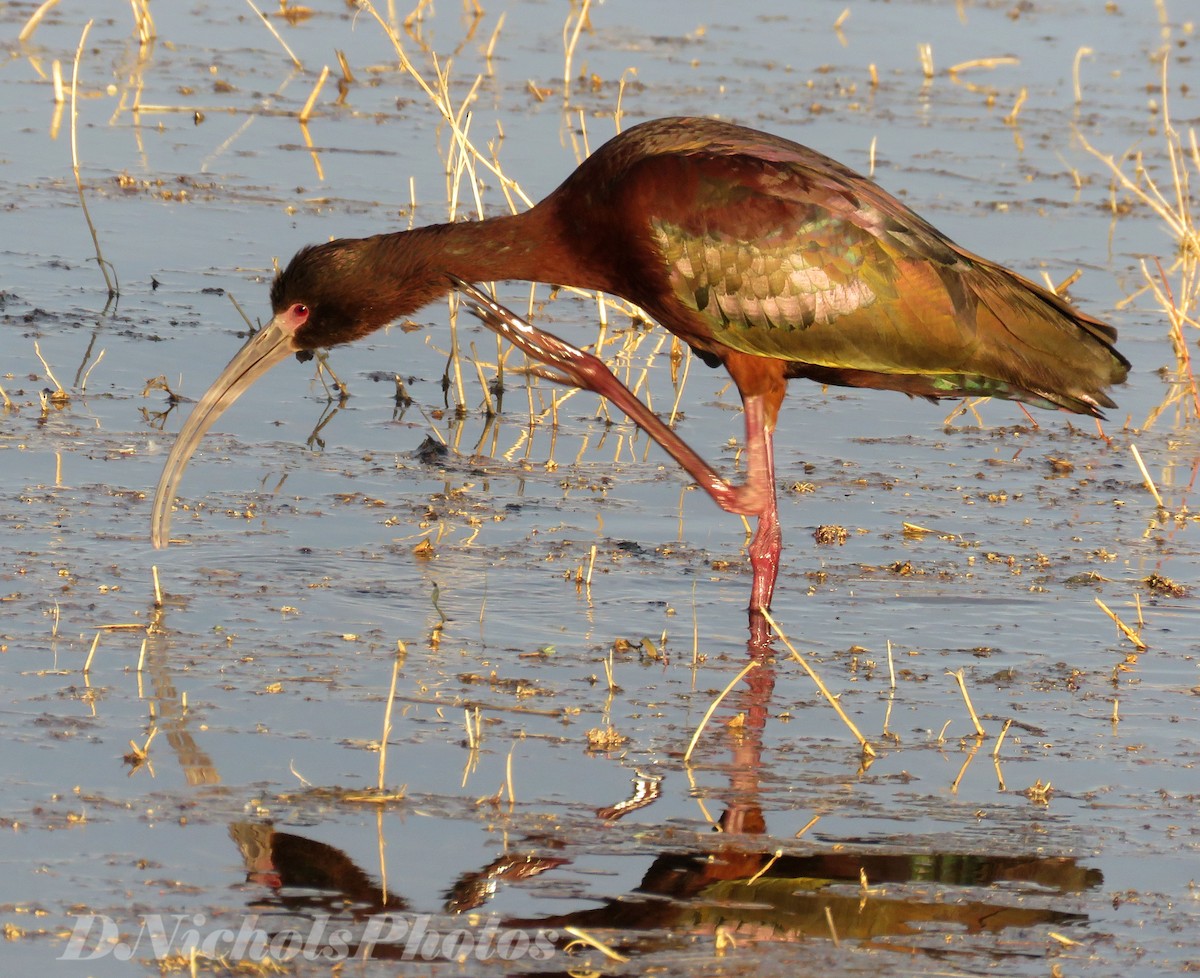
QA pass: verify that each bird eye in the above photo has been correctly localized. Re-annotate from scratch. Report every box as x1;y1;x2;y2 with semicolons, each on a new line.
291;303;309;319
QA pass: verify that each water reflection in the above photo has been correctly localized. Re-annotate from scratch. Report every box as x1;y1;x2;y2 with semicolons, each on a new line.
226;818;1097;962
209;648;1095;966
137;561;1099;969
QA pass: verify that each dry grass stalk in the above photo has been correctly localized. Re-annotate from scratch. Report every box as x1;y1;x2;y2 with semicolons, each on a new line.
130;0;155;44
747;849;783;885
69;21;118;299
562;926;629;963
825;906;841;947
358;1;687;446
33;340;65;395
946;668;985;737
79;348;105;391
947;56;1020;74
992;717;1013;758
1094;597;1148;651
1129;444;1166;509
504;745;516;808
763;610;877;757
361;0;533;208
244;0;302;68
17;0;60;43
483;12;505;64
795;814;821;839
299;65;329;123
562;0;592;97
1003;87;1027;127
83;631;100;674
464;707;481;750
1072;46;1093;104
683;660;759;763
950;737;981;792
918;43;934;80
377;641;405;791
126;726;158;765
1077;51;1199;423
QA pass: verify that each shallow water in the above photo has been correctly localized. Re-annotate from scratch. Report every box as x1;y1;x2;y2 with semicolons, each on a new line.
2;1;1198;974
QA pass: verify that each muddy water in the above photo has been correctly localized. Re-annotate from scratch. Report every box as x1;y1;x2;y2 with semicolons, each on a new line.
1;1;1198;975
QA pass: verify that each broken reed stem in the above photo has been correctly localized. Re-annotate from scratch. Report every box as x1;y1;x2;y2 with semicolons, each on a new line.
951;738;980;792
992;717;1013;758
83;631;100;674
947;668;985;737
79;348;105;391
464;707;480;750
244;0;302;68
378;640;405;791
1003;87;1028;126
130;0;155;44
824;906;841;948
1072;46;1093;104
947;56;1020;74
762;610;877;757
917;43;933;79
32;340;65;394
585;543;597;587
683;660;759;764
795;814;821;839
151;565;163;608
603;650;616;692
1129;444;1166;509
359;0;533;209
505;744;516;808
70;20;117;299
19;0;61;42
227;292;255;330
562;0;591;97
1095;597;1148;651
747;849;782;885
299;65;330;123
561;927;629;964
1149;256;1200;419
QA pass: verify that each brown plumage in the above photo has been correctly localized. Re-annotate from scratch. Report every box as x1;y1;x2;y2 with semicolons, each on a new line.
153;117;1129;625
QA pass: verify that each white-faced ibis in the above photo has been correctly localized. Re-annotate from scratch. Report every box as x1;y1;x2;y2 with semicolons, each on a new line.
152;117;1128;616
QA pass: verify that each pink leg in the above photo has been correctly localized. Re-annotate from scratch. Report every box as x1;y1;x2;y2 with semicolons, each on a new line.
747;422;781;613
454;280;772;517
453;280;781;623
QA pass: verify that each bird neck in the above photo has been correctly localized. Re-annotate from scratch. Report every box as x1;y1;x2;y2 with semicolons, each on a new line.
367;203;604;314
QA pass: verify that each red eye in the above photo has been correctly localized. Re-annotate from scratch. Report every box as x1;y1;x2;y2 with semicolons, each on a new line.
291;303;309;319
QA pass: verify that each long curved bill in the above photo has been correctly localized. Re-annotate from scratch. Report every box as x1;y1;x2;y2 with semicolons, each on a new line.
151;321;297;548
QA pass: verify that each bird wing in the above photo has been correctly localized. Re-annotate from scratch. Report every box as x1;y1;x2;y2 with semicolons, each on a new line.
625;146;1122;410
643;151;984;369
